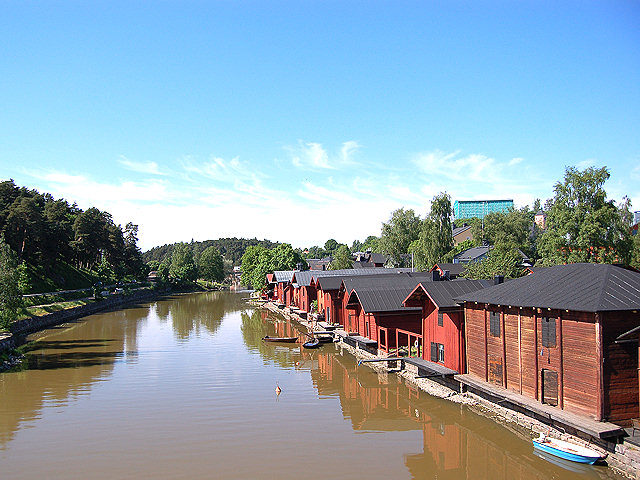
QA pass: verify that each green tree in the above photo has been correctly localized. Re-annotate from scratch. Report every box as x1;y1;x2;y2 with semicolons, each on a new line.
537;166;632;265
158;261;170;282
463;242;525;280
631;232;640;270
271;243;307;271
323;239;339;256
199;246;224;283
250;249;274;291
170;243;198;282
303;245;326;259
240;245;267;288
329;245;353;270
96;257;115;282
147;260;160;272
362;235;380;253
379;208;421;267
71;207;111;269
0;237;22;330
472;209;529;247
409;193;454;270
16;261;31;293
122;222;146;279
5;195;44;261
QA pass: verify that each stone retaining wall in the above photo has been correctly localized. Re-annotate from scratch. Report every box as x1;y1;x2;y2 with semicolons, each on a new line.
0;288;170;353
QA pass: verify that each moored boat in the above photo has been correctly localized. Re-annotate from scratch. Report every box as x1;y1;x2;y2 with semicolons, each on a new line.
262;336;298;343
532;434;606;465
303;338;321;349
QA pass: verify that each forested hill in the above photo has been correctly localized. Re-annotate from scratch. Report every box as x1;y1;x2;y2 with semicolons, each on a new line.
143;238;280;266
0;179;146;291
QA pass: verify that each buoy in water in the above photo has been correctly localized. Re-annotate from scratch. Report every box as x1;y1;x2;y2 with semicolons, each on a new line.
275;384;282;395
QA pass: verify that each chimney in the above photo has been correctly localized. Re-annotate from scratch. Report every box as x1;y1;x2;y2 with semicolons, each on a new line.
494;275;504;285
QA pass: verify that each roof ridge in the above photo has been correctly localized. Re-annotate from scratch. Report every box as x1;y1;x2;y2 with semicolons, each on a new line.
595;263;613;310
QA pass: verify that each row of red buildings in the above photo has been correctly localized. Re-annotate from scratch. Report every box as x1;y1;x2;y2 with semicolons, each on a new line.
265;263;640;440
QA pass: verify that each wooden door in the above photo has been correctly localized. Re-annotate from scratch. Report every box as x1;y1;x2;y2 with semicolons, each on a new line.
488;357;503;385
542;369;558;406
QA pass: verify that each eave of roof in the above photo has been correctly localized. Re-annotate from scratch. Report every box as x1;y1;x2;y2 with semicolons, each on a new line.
456;263;640;312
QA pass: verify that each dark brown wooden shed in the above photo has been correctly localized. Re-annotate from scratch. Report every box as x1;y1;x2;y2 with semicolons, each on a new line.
457;263;640;425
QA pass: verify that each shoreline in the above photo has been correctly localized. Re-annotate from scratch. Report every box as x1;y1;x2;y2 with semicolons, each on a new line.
0;287;172;360
261;300;639;479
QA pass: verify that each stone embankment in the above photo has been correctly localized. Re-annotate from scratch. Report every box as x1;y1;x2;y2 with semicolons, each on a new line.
0;288;170;355
260;301;639;479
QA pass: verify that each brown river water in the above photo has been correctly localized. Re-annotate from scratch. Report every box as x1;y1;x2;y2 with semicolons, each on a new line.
0;291;625;479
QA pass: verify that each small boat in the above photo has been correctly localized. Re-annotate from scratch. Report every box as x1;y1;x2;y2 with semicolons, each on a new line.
302;338;321;349
262;336;298;343
316;335;333;343
533;434;606;465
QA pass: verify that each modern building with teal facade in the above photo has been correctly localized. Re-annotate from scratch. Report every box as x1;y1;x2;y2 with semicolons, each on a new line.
453;199;513;219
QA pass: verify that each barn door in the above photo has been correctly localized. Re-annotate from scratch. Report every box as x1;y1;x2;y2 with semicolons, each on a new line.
542;369;559;406
488;357;503;385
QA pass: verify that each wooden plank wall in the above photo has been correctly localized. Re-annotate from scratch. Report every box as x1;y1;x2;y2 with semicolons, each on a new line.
602;310;640;424
560;311;599;418
464;303;488;380
485;306;504;386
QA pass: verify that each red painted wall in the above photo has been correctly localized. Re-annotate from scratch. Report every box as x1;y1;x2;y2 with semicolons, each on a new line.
422;302;465;373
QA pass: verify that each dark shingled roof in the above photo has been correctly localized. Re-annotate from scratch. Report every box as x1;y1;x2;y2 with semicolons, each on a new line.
293;267;413;287
453;246;492;262
273;270;295;283
431;263;467;277
343;272;435;313
456;263;640;312
406;279;491;309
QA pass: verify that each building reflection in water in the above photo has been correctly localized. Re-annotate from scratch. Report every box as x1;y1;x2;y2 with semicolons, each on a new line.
251;311;611;480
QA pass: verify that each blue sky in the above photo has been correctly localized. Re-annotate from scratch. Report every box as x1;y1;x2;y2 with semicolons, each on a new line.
1;1;639;251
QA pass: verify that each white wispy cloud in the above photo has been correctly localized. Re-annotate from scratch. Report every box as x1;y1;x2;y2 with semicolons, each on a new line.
17;144;583;252
413;150;501;183
287;141;331;169
118;156;165;175
286;140;361;170
24;169;178;205
182;155;258;183
576;158;597;170
340;141;361;164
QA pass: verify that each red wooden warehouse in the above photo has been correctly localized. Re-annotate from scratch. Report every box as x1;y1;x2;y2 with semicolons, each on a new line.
403;279;490;373
340;272;434;356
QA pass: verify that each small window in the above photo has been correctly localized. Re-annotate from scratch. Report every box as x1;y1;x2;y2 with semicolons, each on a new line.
431;342;445;363
489;311;501;337
437;312;443;327
542;317;556;347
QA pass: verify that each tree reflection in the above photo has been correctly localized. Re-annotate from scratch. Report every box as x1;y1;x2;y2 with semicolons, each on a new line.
306;347;611;480
0;303;150;447
240;310;308;369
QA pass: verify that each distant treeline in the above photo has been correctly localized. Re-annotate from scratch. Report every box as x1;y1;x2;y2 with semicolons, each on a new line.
0;179;145;279
143;237;280;266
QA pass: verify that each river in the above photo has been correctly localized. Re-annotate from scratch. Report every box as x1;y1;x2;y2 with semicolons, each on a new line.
0;291;624;479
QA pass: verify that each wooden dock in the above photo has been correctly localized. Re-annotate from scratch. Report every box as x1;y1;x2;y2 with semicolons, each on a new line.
456;373;625;443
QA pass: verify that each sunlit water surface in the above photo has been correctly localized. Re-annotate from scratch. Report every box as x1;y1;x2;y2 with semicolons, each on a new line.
0;291;623;479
